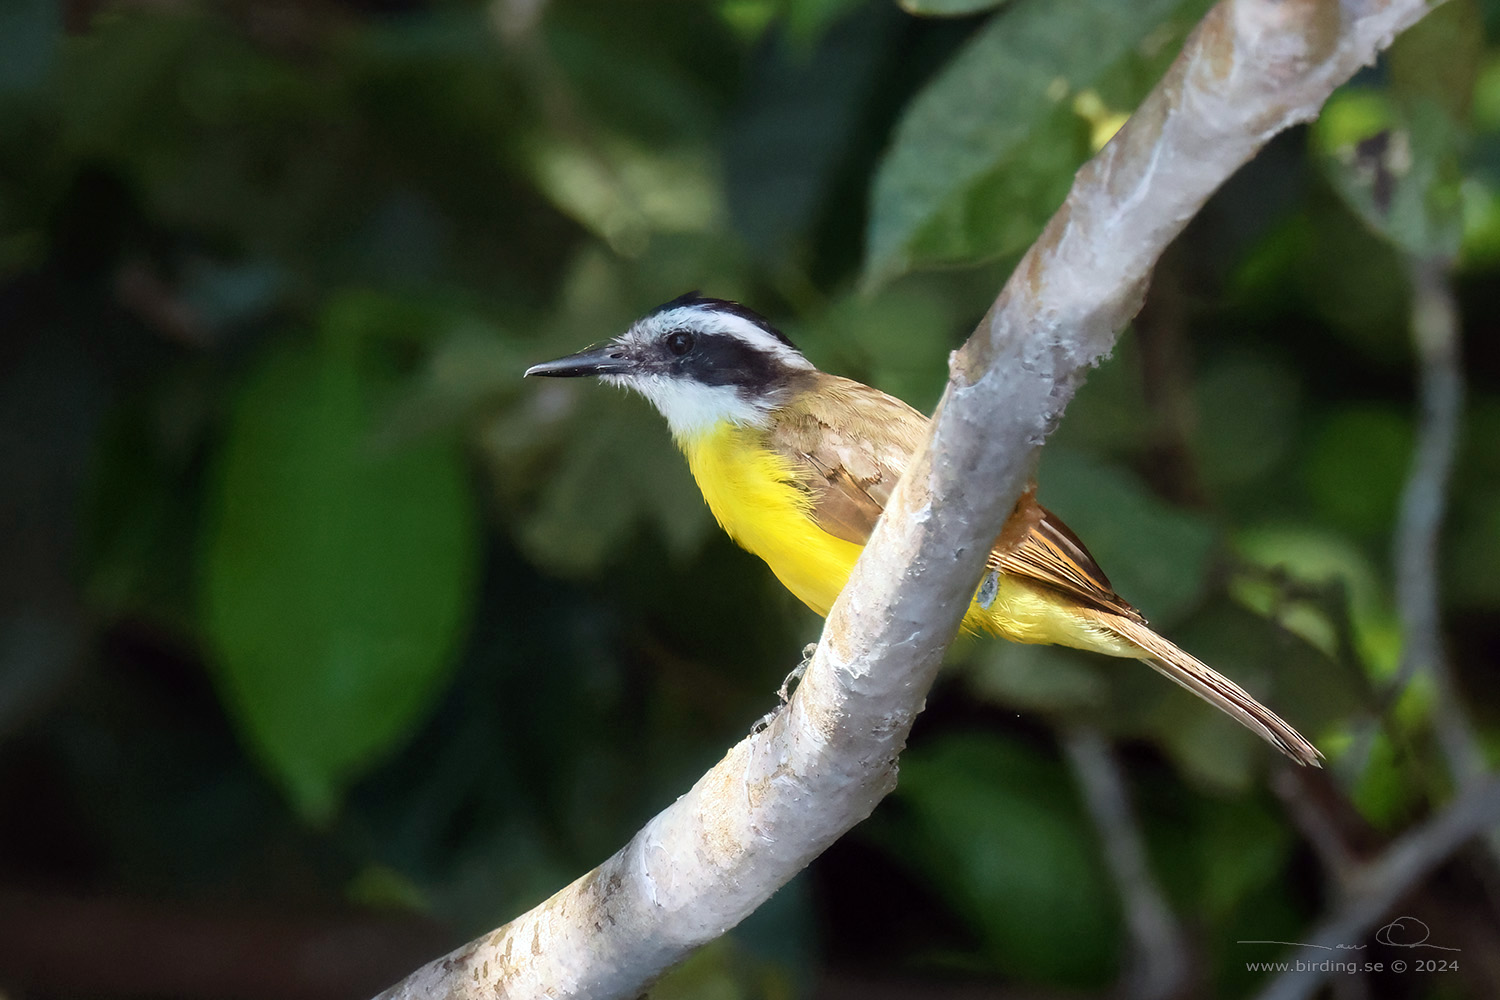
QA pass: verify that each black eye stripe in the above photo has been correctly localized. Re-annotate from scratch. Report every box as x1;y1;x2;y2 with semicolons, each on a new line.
674;332;785;389
666;331;694;356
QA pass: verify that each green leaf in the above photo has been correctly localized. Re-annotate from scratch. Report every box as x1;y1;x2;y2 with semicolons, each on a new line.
863;0;1208;286
544;0;738;147
201;329;478;823
1139;786;1292;921
1232;526;1401;678
1314;0;1484;263
1192;795;1291;917
1046;329;1152;455
888;733;1119;985
1313;90;1467;258
1166;605;1359;785
1350;728;1424;832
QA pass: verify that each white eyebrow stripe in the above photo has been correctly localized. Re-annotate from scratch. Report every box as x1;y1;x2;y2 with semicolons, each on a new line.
644;306;814;370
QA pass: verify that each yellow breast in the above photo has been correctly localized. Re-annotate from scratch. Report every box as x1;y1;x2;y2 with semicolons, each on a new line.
681;423;862;617
678;421;1136;657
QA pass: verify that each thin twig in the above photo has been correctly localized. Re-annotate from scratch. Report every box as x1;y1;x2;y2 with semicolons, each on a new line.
1062;726;1189;1000
1391;256;1479;782
1251;777;1500;1000
1345;254;1488;832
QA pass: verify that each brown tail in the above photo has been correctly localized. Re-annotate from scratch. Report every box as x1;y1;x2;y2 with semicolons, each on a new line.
1100;614;1323;767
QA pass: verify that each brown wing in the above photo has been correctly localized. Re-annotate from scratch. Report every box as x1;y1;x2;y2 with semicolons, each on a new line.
766;374;1142;622
766;374;928;545
990;494;1145;623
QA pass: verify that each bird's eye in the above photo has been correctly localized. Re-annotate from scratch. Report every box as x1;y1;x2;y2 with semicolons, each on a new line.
666;331;695;356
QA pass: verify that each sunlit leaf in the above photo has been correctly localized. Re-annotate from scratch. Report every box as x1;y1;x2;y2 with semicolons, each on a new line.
1471;51;1500;132
201;327;479;823
718;0;779;41
524;136;722;256
864;0;1208;286
1232;526;1401;679
1459;174;1500;264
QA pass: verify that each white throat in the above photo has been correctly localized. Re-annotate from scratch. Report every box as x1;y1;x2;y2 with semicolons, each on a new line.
607;374;771;440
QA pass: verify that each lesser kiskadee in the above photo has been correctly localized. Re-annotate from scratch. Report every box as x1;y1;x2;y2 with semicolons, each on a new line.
526;294;1322;766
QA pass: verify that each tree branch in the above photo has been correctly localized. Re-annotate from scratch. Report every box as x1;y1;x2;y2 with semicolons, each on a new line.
1391;255;1480;784
1062;726;1189;1000
374;1;1440;996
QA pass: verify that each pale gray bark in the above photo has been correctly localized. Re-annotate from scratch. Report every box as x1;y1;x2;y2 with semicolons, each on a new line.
375;1;1443;997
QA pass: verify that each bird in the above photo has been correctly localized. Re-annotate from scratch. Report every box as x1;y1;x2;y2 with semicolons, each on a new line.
525;293;1322;766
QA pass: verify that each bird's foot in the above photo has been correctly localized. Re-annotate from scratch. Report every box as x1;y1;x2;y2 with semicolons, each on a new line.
977;569;1000;610
753;643;820;736
778;643;818;703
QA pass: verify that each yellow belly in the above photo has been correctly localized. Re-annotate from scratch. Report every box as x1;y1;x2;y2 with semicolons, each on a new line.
683;424;861;618
681;424;1135;657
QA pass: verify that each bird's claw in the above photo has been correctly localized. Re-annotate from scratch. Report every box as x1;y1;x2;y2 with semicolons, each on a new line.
778;642;818;703
755;643;819;736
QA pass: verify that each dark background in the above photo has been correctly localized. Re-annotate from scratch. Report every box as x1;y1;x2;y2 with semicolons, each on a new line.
2;0;1499;997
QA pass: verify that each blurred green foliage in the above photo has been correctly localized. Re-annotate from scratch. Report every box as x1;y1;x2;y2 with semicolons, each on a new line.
201;299;479;822
886;733;1120;986
2;0;1500;998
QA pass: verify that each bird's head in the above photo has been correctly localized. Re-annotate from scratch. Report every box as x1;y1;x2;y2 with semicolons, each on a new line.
524;293;815;439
